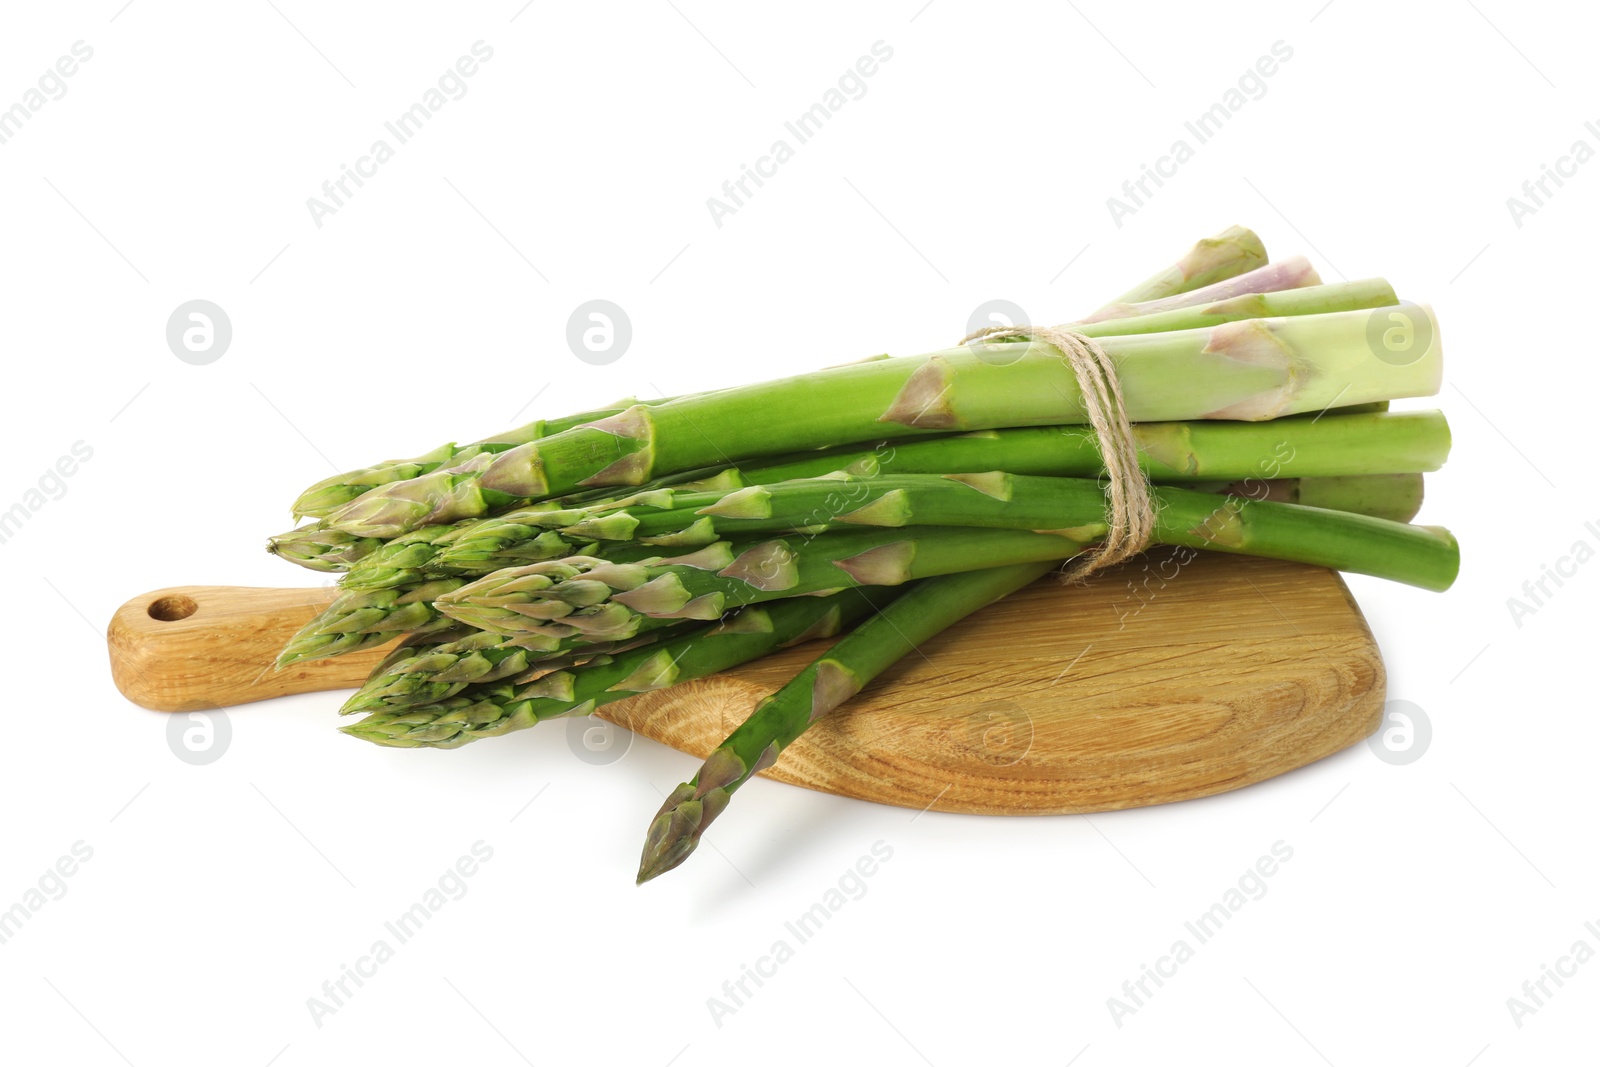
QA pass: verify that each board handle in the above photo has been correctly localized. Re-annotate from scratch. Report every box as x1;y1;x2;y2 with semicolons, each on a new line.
107;586;393;712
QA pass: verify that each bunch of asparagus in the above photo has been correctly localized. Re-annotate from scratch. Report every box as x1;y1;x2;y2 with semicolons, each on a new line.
266;226;1458;884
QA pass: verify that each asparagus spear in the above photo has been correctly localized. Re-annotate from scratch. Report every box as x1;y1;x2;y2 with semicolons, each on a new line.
434;493;1457;646
340;469;1434;591
551;469;1444;551
433;528;1086;641
336;519;572;589
335;461;1437;593
291;416;591;521
1230;473;1426;524
277;532;668;666
342;588;899;747
1076;278;1394;337
275;580;466;667
339;628;536;714
637;561;1057;883
1098;224;1267;306
321;306;1444;538
340;512;590;588
339;625;688;714
289;396;697;520
746;408;1448;485
461;399;1391;510
271;476;669;577
266;522;382;572
1078;256;1320;324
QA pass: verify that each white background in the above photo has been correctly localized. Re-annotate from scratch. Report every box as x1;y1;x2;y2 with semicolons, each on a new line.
0;1;1594;1064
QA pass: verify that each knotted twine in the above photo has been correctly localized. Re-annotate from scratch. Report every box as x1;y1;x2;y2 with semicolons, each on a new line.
957;324;1156;583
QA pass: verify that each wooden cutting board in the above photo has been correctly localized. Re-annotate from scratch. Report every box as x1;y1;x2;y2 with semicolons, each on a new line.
107;552;1384;815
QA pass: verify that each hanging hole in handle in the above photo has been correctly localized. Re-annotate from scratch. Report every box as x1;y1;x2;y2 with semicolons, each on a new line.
148;595;199;622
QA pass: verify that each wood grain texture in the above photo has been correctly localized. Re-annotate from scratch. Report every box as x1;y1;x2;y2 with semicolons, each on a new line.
107;585;395;712
600;552;1385;814
106;552;1384;814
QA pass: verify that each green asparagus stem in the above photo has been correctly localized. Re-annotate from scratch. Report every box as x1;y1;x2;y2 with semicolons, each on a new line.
323;306;1444;538
556;469;1440;549
434;493;1457;647
745;409;1449;484
342;588;899;748
1231;473;1426;524
340;464;1437;593
636;561;1056;883
1099;225;1268;306
433;527;1089;642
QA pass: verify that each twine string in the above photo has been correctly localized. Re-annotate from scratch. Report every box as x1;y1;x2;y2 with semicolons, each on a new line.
959;323;1156;582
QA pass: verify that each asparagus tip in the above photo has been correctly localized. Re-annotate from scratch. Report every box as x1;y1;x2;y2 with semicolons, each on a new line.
337;721;417;748
636;782;724;884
